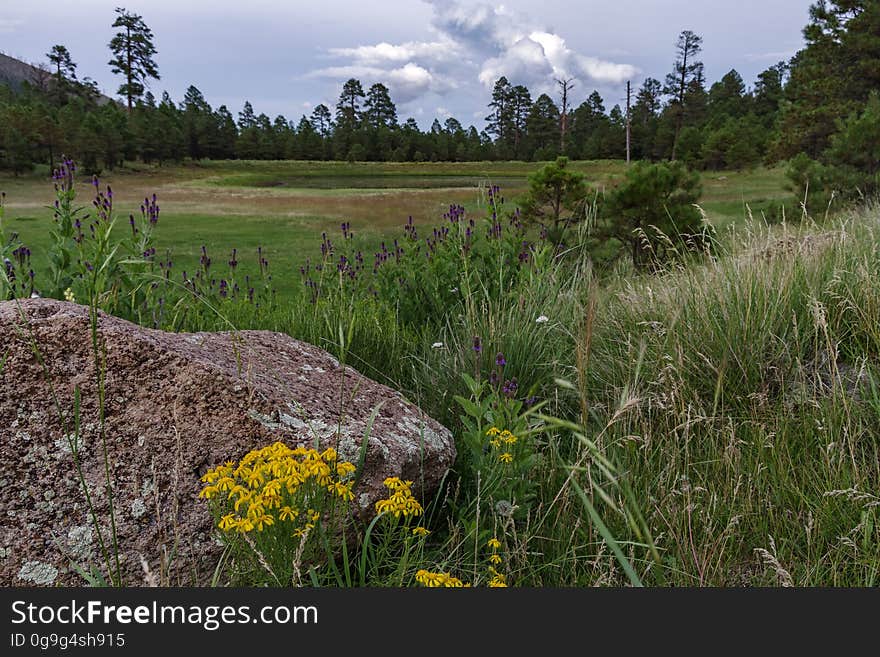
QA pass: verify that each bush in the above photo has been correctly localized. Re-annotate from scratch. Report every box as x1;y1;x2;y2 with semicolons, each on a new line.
600;160;704;267
519;156;590;243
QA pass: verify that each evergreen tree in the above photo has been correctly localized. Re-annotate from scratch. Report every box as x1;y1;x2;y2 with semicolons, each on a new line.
775;1;880;159
570;91;608;159
238;101;256;130
335;79;365;156
509;84;532;159
182;85;212;160
664;30;704;159
364;83;398;129
485;76;513;157
631;78;663;160
293;115;323;160
46;45;77;105
108;7;160;112
526;94;561;160
707;70;747;124
603;160;703;267
310;104;333;160
211;105;238;159
752;62;787;127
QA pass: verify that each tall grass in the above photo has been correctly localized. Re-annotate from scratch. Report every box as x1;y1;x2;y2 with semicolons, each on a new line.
140;200;880;586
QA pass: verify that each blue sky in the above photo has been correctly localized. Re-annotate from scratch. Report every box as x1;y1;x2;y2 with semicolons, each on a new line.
0;0;812;128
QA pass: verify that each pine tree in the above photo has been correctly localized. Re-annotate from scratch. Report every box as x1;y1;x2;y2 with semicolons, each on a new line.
775;1;880;159
526;94;561;159
212;105;238;159
485;76;513;156
336;78;365;129
631;78;663;160
509;84;532;159
364;83;398;130
707;70;747;124
108;7;160;112
310;104;333;160
664;30;704;160
47;45;77;81
238;101;256;130
335;79;365;157
183;85;212;160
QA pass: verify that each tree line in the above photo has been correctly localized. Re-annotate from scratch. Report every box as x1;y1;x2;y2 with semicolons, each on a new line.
1;1;878;197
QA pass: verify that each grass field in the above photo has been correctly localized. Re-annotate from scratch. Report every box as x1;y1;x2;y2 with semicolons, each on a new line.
0;160;791;298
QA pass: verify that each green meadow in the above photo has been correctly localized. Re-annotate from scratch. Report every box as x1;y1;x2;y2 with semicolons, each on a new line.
1;160;790;298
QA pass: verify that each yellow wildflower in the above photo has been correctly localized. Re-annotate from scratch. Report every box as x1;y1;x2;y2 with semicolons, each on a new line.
412;526;430;537
278;506;298;522
487;538;502;550
216;476;235;492
486;427;501;437
414;570;468;587
218;513;238;531
198;485;219;500
498;452;514;463
375;478;424;518
233;493;251;512
327;481;355;501
489;554;503;565
253;514;275;532
488;567;508;587
201;469;221;484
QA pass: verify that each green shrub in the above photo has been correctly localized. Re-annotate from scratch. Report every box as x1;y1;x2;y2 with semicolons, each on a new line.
600;160;704;267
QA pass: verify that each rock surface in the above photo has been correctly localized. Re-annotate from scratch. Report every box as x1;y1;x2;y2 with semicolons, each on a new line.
0;299;455;585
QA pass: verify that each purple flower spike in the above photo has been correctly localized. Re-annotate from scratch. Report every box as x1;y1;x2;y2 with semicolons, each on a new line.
495;352;506;367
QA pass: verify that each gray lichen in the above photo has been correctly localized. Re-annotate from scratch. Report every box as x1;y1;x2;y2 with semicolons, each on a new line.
18;561;59;585
66;525;94;560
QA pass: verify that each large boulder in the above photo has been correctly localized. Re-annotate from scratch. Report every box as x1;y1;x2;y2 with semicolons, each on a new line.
0;299;455;585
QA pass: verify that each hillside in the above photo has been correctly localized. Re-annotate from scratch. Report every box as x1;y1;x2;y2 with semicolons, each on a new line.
0;51;116;105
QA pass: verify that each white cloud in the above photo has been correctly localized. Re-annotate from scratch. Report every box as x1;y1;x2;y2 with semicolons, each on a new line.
310;0;637;107
308;62;449;103
478;37;554;87
328;39;457;65
478;30;636;92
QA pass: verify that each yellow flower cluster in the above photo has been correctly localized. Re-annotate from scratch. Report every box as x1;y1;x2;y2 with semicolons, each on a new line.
63;288;76;303
488;567;507;587
200;442;356;535
486;537;507;586
374;477;424;518
486;427;517;464
415;570;470;587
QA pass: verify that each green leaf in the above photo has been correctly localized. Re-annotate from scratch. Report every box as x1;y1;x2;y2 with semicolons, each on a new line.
569;476;642;587
453;395;481;420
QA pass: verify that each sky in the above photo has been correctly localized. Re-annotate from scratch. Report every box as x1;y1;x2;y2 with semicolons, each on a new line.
0;0;813;129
